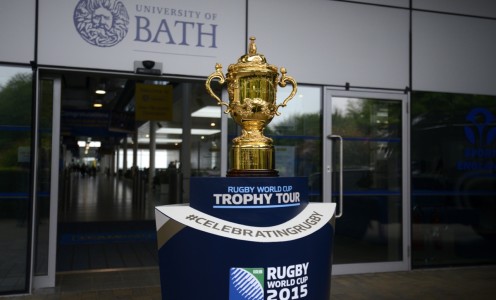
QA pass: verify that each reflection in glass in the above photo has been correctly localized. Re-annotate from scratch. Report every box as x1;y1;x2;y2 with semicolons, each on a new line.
267;87;321;178
411;92;496;268
0;66;32;293
227;85;322;198
331;97;403;264
189;82;221;178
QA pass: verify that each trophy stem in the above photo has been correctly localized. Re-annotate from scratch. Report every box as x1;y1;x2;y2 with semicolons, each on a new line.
232;120;272;145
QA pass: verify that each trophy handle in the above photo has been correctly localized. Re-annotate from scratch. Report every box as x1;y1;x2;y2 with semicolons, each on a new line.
205;63;230;113
275;67;297;116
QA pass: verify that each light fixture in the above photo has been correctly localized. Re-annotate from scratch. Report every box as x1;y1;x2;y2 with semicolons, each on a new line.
156;128;221;135
78;141;101;148
137;138;182;144
191;106;221;118
95;82;106;95
210;122;216;127
93;99;103;108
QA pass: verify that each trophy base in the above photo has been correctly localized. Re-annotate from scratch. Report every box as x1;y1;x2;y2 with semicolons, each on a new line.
226;169;279;177
231;146;275;170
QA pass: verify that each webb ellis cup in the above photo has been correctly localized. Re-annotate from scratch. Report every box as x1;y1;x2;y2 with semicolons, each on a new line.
206;37;297;177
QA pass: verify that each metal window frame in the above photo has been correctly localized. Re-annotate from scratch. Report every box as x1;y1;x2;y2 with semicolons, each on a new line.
31;75;61;289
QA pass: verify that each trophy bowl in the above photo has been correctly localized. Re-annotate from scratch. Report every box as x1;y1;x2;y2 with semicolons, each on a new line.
206;37;297;177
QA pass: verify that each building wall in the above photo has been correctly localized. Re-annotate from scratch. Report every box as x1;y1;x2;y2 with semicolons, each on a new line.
250;0;496;95
412;10;496;95
0;0;36;64
36;0;246;76
248;0;409;89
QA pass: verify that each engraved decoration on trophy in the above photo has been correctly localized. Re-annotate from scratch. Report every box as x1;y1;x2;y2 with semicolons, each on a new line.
205;37;297;177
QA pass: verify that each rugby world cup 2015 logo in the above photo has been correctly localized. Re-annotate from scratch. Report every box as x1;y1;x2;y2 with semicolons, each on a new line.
73;0;130;47
229;268;264;300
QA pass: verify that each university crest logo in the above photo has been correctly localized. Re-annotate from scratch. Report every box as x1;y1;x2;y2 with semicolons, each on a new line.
73;0;129;47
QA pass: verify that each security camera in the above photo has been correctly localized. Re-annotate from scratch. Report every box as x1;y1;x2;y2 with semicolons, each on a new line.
134;60;162;75
142;60;155;69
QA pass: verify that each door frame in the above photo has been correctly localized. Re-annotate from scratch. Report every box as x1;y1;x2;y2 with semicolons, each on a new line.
32;75;61;289
323;88;411;275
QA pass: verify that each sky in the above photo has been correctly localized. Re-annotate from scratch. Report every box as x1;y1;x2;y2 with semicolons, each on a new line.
0;66;30;87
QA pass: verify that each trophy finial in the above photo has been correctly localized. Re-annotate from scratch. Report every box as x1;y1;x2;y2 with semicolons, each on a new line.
249;36;257;55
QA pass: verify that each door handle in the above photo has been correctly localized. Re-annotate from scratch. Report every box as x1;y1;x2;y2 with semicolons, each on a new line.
327;134;343;218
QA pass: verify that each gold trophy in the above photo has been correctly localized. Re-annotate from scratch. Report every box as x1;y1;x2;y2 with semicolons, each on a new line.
206;37;297;177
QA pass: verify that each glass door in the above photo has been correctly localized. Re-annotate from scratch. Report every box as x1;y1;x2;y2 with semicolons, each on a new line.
323;89;409;274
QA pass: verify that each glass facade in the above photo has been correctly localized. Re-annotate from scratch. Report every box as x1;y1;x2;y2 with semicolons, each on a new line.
0;66;33;294
4;69;496;294
411;92;496;267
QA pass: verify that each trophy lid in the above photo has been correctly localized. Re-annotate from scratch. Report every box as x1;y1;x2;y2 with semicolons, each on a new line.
239;36;266;63
228;37;278;73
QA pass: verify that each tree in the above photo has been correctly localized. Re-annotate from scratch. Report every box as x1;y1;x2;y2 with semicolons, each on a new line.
0;72;33;169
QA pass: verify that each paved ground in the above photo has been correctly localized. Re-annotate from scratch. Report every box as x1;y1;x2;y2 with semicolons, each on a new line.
331;266;496;300
2;265;495;299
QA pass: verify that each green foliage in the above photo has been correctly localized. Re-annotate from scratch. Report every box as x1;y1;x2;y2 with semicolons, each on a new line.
412;92;496;129
266;112;321;138
0;73;33;125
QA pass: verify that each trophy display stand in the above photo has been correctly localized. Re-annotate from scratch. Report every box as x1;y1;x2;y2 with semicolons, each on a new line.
155;37;335;300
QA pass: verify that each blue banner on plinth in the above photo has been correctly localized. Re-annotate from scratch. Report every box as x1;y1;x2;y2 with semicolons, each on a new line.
155;177;335;299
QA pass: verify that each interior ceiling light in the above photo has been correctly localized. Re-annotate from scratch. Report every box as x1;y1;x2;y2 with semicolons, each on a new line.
156;128;221;135
95;83;106;95
138;138;182;144
191;106;221;118
78;141;101;148
126;137;183;144
93;98;103;108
